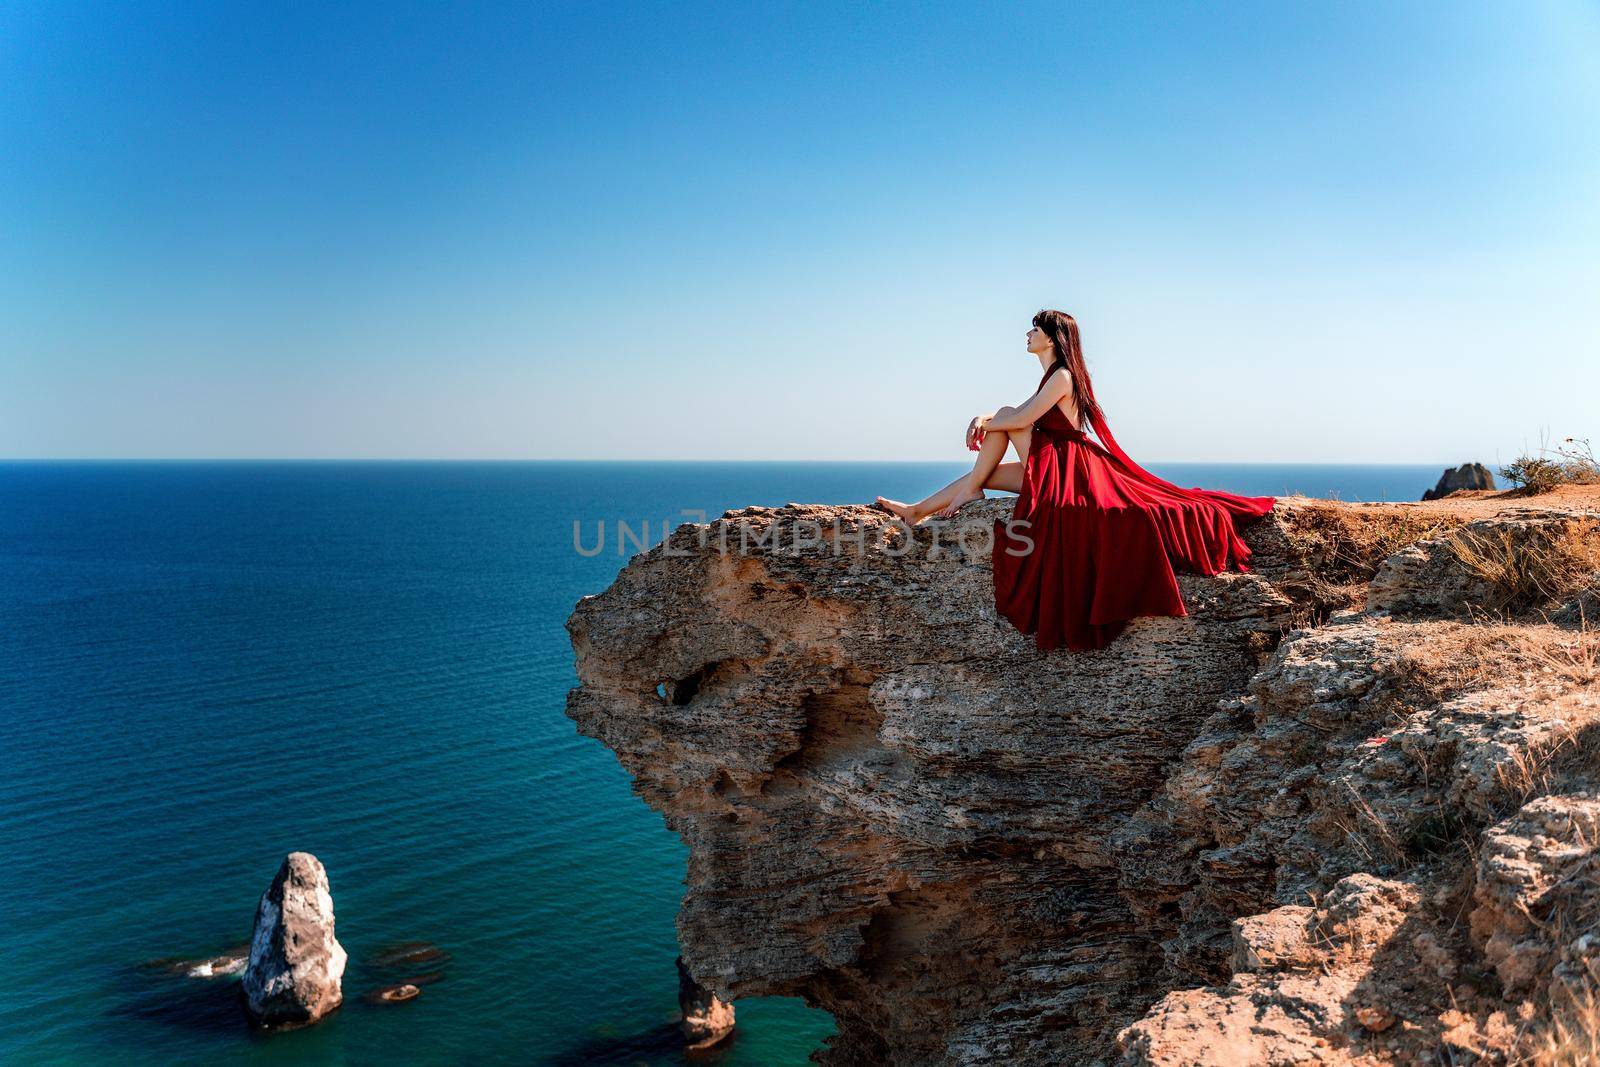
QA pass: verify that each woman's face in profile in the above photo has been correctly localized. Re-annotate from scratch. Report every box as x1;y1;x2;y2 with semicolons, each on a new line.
1026;324;1052;356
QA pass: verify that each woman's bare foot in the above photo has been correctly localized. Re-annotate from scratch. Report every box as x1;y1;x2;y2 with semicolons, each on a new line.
874;497;923;525
934;485;984;519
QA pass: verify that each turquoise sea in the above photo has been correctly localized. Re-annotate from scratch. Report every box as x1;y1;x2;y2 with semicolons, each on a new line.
0;460;1445;1065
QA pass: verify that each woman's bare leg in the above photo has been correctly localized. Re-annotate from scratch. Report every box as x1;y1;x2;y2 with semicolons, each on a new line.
878;459;1025;523
985;461;1024;494
876;410;1028;523
928;410;1036;517
1007;427;1032;464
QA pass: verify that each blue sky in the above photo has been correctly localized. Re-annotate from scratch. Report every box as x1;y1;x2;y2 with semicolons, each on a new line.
3;1;1596;462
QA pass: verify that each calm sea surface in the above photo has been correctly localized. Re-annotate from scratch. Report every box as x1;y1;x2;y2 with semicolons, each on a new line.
0;461;1444;1065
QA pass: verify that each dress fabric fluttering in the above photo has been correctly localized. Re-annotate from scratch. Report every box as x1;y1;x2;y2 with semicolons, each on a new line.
992;365;1276;652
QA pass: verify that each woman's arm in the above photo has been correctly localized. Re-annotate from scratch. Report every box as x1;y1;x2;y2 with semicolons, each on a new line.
980;367;1073;432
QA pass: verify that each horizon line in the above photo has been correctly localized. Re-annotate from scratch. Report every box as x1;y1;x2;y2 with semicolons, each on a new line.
0;457;1472;467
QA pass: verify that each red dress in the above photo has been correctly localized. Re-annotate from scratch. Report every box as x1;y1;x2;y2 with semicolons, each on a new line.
992;365;1276;651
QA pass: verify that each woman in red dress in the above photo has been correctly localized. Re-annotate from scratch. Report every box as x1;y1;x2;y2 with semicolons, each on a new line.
874;310;1276;651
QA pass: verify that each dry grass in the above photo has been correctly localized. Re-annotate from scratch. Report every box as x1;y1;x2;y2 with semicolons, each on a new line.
1444;519;1600;617
1492;724;1584;812
1510;612;1600;687
1551;437;1600;483
1331;778;1410;869
1378;620;1535;708
1377;615;1598;710
1280;502;1461;582
1520;991;1600;1067
1395;617;1599;823
1360;614;1600;870
1511;918;1600;1066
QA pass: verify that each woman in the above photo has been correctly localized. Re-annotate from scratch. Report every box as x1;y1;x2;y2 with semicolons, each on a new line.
874;310;1276;652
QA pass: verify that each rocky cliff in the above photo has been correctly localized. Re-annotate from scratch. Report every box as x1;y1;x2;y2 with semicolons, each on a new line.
566;485;1600;1065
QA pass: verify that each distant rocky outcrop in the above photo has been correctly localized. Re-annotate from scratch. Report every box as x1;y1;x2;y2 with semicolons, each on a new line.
1422;462;1495;500
241;852;347;1027
677;955;736;1049
568;491;1600;1064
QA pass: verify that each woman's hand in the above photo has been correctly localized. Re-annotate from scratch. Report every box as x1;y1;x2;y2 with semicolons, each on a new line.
966;415;991;452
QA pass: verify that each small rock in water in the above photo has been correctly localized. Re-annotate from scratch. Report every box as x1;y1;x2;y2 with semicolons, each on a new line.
187;953;248;979
371;983;422;1004
241;852;347;1027
144;943;251;979
676;955;735;1050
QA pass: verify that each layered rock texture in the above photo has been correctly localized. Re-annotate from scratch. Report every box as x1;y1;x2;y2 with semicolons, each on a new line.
242;852;348;1027
567;484;1600;1065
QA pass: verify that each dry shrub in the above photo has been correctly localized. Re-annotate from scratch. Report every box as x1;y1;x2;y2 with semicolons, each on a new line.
1502;436;1600;495
1502;457;1567;495
1445;520;1600;617
1561;464;1600;487
1553;437;1600;486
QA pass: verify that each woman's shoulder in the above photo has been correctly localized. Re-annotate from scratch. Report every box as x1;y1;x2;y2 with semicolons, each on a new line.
1042;366;1080;424
1040;364;1074;400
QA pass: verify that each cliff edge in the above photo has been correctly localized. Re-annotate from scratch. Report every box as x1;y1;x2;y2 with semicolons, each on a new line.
567;485;1600;1065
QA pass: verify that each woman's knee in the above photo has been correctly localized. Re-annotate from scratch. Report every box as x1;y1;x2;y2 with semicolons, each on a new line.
993;406;1029;439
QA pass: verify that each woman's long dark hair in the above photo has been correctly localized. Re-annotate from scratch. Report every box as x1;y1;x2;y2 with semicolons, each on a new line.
1033;309;1100;433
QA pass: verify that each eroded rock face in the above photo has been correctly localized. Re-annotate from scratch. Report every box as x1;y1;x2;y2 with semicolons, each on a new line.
567;497;1600;1064
241;852;347;1027
569;502;1297;1063
1471;795;1600;1000
1119;874;1421;1065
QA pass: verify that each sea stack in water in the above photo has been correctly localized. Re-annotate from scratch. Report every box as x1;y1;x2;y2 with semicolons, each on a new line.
1422;462;1495;499
676;956;735;1049
241;852;347;1027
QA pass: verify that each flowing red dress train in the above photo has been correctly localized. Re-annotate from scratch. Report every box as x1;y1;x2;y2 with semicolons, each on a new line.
992;365;1276;652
